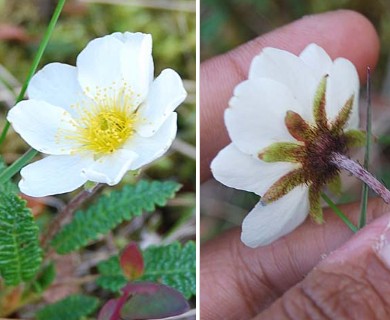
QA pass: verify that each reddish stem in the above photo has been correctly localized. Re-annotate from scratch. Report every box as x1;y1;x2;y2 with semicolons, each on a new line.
40;184;103;250
331;152;390;203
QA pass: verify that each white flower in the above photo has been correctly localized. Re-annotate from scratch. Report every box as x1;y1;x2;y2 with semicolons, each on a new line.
8;32;187;197
211;43;363;248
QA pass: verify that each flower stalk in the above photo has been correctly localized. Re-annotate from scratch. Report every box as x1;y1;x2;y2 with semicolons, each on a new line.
331;152;390;203
40;183;103;251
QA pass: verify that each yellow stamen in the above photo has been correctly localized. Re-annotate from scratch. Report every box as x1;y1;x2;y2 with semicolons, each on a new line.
62;89;137;155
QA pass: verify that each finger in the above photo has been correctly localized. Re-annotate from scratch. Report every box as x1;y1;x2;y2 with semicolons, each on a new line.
200;10;379;182
256;213;390;319
200;198;390;319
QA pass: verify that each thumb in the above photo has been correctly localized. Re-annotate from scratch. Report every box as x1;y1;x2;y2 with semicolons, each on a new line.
256;214;390;319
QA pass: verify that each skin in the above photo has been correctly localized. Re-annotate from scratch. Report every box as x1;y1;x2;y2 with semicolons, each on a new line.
200;10;390;319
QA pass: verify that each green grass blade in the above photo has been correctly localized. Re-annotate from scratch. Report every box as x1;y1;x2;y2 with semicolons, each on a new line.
359;67;372;229
0;148;38;184
0;0;66;146
321;193;358;233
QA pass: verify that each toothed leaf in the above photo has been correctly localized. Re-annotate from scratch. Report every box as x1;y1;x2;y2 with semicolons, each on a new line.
36;294;99;320
96;241;196;299
51;180;181;254
32;263;56;293
0;193;42;285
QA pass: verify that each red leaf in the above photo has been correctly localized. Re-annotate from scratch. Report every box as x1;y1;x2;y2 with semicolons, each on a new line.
120;282;190;320
120;242;144;280
97;299;123;320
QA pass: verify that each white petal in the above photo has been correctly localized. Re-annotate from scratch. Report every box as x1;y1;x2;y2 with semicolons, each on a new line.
136;69;186;137
128;113;177;170
249;48;317;121
241;185;309;248
27;63;92;117
226;78;301;155
7;100;78;155
19;155;91;197
76;34;124;99
211;144;297;196
82;149;138;185
110;31;147;43
299;43;333;80
119;32;154;103
326;58;360;129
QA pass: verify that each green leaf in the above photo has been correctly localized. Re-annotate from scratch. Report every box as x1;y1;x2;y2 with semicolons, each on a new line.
32;263;56;293
0;193;42;286
142;241;195;299
378;135;390;146
96;241;196;299
36;294;99;320
51;180;181;254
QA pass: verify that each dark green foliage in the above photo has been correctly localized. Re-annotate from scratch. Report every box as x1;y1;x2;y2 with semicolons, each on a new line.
51;180;181;254
0;193;42;286
0;158;18;194
96;255;125;292
142;241;196;299
96;241;196;299
32;262;56;293
36;294;99;320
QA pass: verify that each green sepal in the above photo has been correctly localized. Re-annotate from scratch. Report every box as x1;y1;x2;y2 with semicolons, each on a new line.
327;174;342;196
262;168;306;203
83;180;98;191
259;142;304;163
285;110;312;142
309;185;323;223
345;129;366;148
331;95;354;132
313;76;328;129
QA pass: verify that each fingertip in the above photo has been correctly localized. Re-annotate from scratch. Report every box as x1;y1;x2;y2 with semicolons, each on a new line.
301;10;380;83
230;9;379;83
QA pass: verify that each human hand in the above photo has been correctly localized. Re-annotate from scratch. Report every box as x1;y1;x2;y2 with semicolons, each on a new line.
200;10;390;319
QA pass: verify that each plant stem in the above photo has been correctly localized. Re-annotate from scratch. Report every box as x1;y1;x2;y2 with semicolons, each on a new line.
359;67;372;229
321;193;358;233
41;184;103;251
331;152;390;203
0;0;66;147
0;148;38;184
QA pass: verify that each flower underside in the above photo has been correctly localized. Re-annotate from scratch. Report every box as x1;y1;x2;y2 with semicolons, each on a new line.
259;76;366;222
60;88;138;156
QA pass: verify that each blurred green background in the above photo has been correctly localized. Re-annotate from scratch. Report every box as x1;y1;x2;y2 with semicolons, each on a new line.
200;0;390;242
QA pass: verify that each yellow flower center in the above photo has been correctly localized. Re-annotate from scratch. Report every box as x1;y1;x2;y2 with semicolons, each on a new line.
77;107;136;154
64;97;138;156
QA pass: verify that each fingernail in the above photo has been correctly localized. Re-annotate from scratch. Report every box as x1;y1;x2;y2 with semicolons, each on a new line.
375;218;390;268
